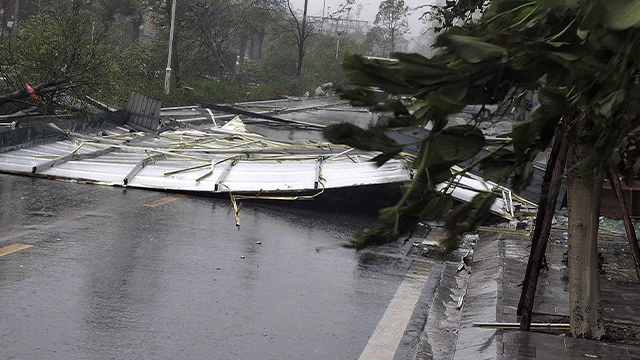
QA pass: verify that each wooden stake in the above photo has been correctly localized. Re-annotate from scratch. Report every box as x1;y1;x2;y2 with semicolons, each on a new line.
517;118;567;316
519;117;570;330
606;166;640;283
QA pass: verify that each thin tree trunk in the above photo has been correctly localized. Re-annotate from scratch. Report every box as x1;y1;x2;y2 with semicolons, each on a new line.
238;33;248;64
295;41;304;79
257;30;266;58
390;30;395;55
606;166;640;283
519;120;570;330
517;118;568;317
14;0;19;34
132;13;143;41
567;143;605;339
295;0;309;79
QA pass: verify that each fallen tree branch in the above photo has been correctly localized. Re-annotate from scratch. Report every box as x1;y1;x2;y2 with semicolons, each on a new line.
0;78;67;106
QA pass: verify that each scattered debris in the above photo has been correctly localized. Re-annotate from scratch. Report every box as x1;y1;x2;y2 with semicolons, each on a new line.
472;322;570;330
0;102;412;198
456;291;465;310
457;251;473;274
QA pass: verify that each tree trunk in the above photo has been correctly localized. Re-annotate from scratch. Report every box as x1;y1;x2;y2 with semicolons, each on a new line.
14;0;20;34
295;0;309;79
390;30;395;55
567;143;605;339
295;41;304;79
132;13;143;41
238;33;248;64
257;30;266;59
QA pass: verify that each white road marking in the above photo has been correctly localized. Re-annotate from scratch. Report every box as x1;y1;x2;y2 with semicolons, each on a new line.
359;259;431;360
144;194;186;207
0;243;33;257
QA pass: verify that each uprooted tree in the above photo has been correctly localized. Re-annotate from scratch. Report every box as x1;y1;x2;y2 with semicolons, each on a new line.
324;0;640;339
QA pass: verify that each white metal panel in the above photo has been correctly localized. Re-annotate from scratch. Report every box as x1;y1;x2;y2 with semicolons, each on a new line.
0;127;413;195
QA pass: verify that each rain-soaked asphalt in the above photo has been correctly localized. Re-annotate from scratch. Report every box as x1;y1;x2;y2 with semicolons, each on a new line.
0;173;418;360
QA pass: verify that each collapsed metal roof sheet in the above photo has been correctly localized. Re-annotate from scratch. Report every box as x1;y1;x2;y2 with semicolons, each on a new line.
0;123;412;196
0;95;533;219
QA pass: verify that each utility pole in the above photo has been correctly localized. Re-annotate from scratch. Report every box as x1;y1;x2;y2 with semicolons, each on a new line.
322;0;326;29
14;0;20;34
164;0;177;95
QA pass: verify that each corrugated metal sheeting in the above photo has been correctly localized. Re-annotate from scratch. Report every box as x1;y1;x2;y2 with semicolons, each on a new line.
0;125;412;196
0;96;532;218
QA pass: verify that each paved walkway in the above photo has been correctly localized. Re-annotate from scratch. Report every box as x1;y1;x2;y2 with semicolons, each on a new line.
447;228;640;359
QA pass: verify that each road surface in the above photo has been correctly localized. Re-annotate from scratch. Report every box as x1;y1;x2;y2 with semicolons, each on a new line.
0;173;439;360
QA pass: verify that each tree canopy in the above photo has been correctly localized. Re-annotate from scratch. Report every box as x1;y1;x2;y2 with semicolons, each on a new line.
374;0;410;54
324;0;640;338
326;0;640;247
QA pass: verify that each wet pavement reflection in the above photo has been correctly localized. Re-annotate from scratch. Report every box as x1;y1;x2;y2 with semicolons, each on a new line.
0;174;412;360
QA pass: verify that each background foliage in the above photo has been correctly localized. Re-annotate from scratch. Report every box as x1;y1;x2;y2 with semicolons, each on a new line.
0;0;377;114
324;0;640;250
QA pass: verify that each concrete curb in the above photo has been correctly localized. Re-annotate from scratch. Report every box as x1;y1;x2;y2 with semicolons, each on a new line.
453;233;504;360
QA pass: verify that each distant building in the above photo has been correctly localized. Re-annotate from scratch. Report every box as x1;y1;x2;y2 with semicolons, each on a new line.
308;16;369;34
1;0;17;34
140;11;157;39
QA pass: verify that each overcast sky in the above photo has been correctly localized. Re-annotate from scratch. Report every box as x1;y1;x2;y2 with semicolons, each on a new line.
290;0;438;38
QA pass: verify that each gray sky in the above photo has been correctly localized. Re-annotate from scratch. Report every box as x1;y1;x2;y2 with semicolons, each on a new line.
291;0;436;38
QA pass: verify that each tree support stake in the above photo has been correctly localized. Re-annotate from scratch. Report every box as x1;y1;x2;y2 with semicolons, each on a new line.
606;166;640;283
518;116;570;330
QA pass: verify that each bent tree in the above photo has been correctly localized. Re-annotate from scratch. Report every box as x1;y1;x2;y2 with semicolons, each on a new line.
324;0;640;338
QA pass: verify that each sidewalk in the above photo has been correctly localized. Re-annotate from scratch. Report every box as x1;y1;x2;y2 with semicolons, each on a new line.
450;229;640;359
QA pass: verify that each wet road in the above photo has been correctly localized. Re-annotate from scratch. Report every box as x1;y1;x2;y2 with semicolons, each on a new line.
0;173;420;360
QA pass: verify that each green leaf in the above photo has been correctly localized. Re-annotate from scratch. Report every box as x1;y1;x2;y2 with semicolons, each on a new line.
511;154;537;193
426;93;465;113
373;99;411;116
536;0;579;10
322;123;404;164
513;87;568;161
341;54;409;94
633;156;640;177
409;102;448;127
426;125;486;167
442;192;497;251
350;227;399;249
512;120;535;161
594;89;625;118
333;86;379;107
600;0;640;31
419;195;454;220
480;149;517;183
438;33;508;64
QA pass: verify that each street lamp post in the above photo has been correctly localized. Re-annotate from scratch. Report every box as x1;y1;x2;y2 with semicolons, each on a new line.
14;0;20;34
164;0;177;95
